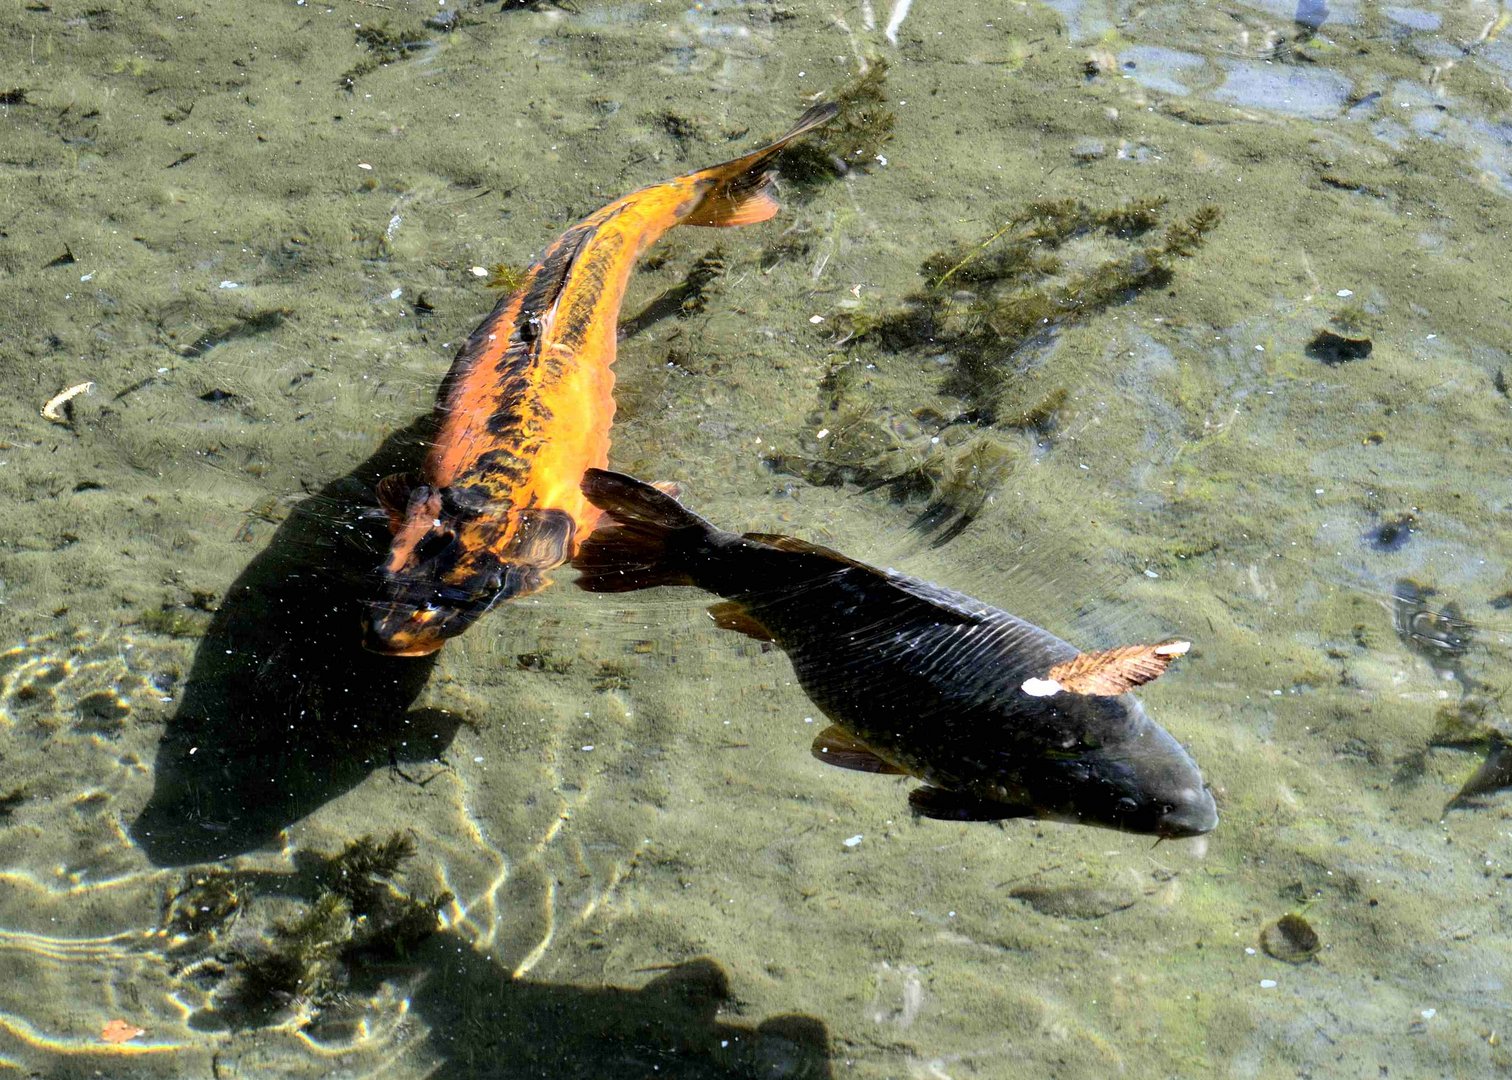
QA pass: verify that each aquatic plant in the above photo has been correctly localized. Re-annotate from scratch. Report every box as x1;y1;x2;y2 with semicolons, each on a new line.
237;892;353;1009
0;787;26;820
223;831;451;1019
777;60;894;187
485;263;531;293
163;870;246;939
772;196;1218;541
323;831;453;959
139;602;209;638
341;21;435;91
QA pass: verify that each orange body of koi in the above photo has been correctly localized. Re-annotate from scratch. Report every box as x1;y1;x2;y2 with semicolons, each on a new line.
363;103;837;656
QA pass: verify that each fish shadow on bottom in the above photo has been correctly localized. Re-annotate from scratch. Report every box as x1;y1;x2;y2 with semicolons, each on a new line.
129;416;463;867
177;889;833;1080
368;944;832;1080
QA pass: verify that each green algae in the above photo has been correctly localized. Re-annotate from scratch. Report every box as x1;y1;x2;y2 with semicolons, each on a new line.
139;603;209;639
227;832;452;1019
776;59;894;187
774;195;1218;540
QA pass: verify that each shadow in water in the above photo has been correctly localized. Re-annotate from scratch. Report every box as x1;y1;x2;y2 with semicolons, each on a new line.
130;417;462;866
359;940;834;1079
408;944;833;1079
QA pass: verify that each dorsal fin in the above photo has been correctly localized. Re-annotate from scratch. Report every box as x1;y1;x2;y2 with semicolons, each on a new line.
1022;641;1191;697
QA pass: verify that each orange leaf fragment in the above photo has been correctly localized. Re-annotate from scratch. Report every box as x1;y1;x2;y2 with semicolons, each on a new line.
101;1019;146;1044
1029;640;1191;697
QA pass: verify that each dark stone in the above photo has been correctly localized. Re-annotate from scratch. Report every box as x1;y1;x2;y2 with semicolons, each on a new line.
1307;329;1372;365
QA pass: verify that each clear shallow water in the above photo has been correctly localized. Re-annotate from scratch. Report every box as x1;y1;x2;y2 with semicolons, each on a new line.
2;0;1512;1076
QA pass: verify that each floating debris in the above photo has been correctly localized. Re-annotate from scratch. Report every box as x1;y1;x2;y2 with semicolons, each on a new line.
1260;913;1321;963
1023;641;1190;698
100;1019;146;1044
1307;329;1373;365
40;380;93;424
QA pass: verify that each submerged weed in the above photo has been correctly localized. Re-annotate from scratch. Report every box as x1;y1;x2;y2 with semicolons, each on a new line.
341;21;435;90
485;263;531;293
777;60;894;187
220;831;450;1022
773;196;1218;541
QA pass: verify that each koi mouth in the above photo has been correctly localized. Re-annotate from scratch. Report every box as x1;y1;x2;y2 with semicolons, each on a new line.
361;602;454;657
363;635;446;658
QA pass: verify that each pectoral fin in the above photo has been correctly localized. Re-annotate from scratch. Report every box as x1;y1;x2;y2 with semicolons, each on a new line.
908;786;1034;822
708;599;774;642
507;508;577;568
1022;640;1191;698
810;725;908;774
376;472;420;534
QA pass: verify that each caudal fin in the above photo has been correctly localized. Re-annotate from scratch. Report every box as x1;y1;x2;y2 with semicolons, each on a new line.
682;103;839;228
573;469;714;592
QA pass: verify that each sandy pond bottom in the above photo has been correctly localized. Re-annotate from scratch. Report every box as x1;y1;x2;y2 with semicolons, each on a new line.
2;0;1512;1077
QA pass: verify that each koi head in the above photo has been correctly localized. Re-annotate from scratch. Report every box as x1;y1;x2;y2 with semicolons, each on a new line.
362;576;503;657
361;482;514;657
361;480;571;655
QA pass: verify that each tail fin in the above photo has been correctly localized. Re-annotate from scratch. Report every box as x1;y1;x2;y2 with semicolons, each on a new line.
573;469;714;592
682;103;839;228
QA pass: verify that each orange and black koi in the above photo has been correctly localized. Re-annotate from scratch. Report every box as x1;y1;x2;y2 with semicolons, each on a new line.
364;103;837;656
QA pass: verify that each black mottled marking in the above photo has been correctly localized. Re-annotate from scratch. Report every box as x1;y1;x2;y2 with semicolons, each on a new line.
553;232;626;358
510;222;600;348
442;484;496;517
484;389;533;436
471;447;531;485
